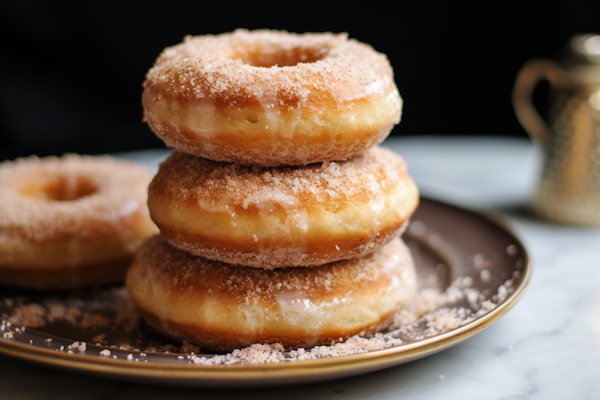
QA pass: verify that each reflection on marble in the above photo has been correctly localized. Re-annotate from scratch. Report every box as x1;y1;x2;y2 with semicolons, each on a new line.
1;136;599;399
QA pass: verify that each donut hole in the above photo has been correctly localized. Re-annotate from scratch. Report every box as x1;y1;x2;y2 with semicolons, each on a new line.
23;175;98;201
235;46;328;68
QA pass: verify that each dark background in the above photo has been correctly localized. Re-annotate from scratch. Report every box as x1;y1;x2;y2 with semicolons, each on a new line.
1;1;599;161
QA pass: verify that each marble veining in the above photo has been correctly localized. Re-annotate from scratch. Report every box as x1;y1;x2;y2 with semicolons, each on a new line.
1;136;599;399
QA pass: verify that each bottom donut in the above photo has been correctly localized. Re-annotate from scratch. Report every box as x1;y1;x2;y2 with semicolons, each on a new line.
127;235;416;352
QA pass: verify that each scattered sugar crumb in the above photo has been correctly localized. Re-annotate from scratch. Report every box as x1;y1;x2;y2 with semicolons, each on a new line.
480;270;491;282
506;245;518;255
65;341;87;352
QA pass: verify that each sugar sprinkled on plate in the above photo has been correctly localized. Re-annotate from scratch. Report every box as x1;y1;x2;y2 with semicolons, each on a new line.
1;271;519;365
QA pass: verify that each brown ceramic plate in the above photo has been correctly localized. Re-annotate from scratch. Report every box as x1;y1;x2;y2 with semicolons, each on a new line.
0;198;530;388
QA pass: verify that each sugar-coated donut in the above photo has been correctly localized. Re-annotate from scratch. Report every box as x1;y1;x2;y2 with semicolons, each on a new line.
142;29;402;166
127;235;416;352
0;155;159;289
148;146;419;269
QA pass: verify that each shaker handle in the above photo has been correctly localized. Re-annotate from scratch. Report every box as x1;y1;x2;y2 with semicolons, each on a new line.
512;59;567;144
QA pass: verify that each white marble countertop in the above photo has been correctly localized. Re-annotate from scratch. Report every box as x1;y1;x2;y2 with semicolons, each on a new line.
1;136;599;399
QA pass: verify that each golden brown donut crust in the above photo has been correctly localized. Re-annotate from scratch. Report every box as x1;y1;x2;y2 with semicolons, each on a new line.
142;29;402;166
0;154;159;289
127;235;416;352
148;146;419;268
0;256;133;290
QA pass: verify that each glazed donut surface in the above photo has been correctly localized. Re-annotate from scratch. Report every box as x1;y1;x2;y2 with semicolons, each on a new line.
127;235;416;352
0;155;158;289
148;146;419;268
142;29;402;166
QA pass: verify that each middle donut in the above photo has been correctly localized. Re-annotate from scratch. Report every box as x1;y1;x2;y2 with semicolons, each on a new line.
149;146;419;269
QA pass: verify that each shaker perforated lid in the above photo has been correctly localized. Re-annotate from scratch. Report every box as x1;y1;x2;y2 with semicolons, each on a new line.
570;34;600;64
561;34;600;85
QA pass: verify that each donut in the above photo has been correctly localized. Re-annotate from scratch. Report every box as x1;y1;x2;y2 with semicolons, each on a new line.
148;146;419;269
0;155;159;289
142;29;402;166
127;235;416;352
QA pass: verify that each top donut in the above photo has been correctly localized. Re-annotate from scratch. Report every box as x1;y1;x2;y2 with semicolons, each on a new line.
143;29;402;166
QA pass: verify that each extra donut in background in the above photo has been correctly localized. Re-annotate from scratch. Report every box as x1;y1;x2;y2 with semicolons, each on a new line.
148;146;419;269
127;235;416;352
0;155;158;289
142;29;402;166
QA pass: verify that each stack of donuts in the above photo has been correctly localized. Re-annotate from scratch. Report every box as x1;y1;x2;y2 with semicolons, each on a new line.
127;29;420;351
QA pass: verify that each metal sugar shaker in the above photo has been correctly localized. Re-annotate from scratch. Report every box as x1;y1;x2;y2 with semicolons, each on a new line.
513;33;600;226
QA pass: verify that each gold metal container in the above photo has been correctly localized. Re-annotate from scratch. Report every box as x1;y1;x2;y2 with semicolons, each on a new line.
513;34;600;226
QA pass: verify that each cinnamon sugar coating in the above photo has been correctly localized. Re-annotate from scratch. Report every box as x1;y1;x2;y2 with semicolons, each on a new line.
127;235;416;352
148;146;419;268
0;154;158;289
142;29;402;166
